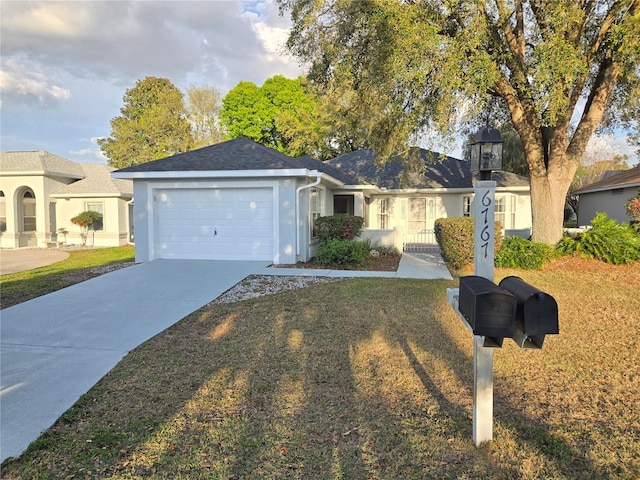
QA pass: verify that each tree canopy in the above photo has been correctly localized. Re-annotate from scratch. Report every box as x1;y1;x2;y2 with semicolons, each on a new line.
220;76;317;157
186;84;224;149
99;77;192;168
278;0;640;243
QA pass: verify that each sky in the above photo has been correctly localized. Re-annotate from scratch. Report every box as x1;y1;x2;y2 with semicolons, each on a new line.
1;0;637;165
0;0;305;163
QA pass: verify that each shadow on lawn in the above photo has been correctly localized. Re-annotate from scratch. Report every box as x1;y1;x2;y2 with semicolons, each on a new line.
3;278;609;478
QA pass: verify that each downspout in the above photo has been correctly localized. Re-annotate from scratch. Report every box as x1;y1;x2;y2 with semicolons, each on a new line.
295;171;322;258
127;198;135;245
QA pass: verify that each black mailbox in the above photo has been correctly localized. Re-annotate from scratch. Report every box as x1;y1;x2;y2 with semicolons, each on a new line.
459;276;517;343
498;276;559;349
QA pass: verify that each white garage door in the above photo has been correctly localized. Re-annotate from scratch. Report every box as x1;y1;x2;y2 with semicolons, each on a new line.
155;188;274;261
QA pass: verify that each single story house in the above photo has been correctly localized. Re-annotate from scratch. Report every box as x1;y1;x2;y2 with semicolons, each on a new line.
573;164;640;226
0;151;133;248
113;137;532;264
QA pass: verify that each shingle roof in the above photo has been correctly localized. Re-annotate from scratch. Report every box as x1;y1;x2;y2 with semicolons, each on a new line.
115;137;311;173
326;148;529;189
0;150;85;179
295;155;356;184
573;164;640;194
52;164;133;197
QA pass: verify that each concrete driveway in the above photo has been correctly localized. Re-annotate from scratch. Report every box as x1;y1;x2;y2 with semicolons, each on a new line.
0;259;269;462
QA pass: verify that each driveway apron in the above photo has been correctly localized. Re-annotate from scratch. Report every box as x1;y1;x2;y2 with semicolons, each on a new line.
0;259;269;462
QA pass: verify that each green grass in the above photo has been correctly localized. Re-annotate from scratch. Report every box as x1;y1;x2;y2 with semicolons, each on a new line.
0;246;135;309
1;255;639;479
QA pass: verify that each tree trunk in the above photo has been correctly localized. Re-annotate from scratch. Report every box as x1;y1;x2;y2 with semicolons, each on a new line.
529;158;576;244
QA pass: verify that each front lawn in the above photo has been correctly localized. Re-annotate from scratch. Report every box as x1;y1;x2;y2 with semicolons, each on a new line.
1;256;639;479
0;246;135;309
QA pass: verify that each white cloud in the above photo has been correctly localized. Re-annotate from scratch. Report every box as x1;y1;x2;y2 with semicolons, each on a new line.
0;58;72;105
0;0;306;159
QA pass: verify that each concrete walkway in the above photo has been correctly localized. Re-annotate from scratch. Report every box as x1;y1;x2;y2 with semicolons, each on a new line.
259;251;453;280
0;251;451;462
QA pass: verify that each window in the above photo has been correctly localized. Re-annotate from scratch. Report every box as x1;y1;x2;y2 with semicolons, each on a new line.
378;198;389;229
408;198;426;233
462;196;472;217
495;196;516;229
22;190;36;232
0;191;5;232
85;202;104;231
310;188;323;239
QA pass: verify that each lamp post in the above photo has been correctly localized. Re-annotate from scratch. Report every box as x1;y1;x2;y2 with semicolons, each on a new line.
469;122;504;446
469;123;505;181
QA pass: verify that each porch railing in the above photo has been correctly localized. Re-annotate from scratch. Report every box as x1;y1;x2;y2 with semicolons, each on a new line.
403;229;439;252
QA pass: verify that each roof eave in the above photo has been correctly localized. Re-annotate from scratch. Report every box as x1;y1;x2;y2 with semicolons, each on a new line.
112;169;314;180
574;181;640;195
50;192;133;199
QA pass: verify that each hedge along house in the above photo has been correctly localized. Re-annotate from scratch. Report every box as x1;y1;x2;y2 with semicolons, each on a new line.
0;151;133;248
113;137;532;264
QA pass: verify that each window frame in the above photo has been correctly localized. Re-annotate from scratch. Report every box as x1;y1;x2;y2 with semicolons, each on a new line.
378;198;389;229
309;187;324;240
85;201;104;231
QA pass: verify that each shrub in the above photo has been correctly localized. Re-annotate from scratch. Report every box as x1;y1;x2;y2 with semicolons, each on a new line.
434;217;503;270
315;239;369;268
495;236;555;270
556;212;640;265
315;215;364;243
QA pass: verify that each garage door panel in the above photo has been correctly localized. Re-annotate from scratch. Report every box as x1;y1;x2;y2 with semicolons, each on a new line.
155;188;274;261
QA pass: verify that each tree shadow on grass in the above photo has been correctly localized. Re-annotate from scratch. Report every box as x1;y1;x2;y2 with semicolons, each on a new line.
1;278;617;479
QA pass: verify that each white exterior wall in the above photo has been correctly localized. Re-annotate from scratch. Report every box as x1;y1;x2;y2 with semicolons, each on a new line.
359;189;533;246
577;187;637;226
0;173;130;249
54;196;131;247
131;178;306;264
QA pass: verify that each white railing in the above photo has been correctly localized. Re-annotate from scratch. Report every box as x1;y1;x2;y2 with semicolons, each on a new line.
403;229;439;252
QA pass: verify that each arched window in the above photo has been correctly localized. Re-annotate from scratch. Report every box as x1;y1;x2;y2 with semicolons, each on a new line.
22;190;36;232
0;191;6;232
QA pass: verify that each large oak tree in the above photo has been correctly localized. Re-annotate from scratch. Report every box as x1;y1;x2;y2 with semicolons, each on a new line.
99;77;191;168
278;0;640;244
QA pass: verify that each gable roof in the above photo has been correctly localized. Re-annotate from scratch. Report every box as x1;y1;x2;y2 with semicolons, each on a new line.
573;164;640;194
115;137;311;173
326;148;530;190
51;164;133;198
0;150;85;179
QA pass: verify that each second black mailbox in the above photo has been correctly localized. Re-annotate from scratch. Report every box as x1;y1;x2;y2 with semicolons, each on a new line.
459;276;517;339
498;276;559;338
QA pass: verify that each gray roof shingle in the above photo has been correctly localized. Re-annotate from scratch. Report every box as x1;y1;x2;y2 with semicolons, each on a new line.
573;164;640;194
115;137;309;173
326;148;529;189
52;164;132;196
0;150;85;179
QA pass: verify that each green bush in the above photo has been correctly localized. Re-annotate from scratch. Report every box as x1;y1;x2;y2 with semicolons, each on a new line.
315;215;364;243
556;212;640;265
434;217;503;270
495;236;555;270
315;239;369;268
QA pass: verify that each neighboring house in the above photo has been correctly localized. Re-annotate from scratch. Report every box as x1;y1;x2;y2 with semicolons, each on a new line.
573;164;640;226
0;151;133;248
113;137;532;264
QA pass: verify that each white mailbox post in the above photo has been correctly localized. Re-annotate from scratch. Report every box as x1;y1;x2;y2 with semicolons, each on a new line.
448;123;504;447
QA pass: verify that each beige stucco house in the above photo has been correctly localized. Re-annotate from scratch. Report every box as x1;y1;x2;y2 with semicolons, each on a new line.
573;164;640;226
0;151;133;248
